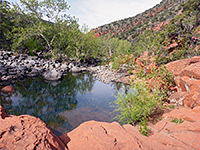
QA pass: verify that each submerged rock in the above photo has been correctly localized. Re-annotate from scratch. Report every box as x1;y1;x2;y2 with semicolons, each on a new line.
1;86;15;93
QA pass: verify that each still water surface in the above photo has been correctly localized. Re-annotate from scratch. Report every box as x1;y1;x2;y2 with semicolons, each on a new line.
0;73;127;135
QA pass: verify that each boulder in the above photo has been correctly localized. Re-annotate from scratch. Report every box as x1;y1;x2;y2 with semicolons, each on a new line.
71;66;82;73
151;107;200;150
168;92;187;105
1;75;13;81
165;56;200;76
1;86;15;93
43;69;62;81
61;107;200;150
0;105;8;119
64;121;152;150
182;92;199;108
180;62;200;80
0;105;67;150
165;56;200;108
60;64;68;70
174;76;190;92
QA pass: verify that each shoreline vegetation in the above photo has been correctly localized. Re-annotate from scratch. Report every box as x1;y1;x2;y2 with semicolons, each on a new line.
0;0;200;138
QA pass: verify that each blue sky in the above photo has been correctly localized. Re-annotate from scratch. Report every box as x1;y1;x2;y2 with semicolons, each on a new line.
8;0;162;29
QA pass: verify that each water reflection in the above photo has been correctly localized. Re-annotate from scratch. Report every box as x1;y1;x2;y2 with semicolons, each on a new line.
0;73;126;135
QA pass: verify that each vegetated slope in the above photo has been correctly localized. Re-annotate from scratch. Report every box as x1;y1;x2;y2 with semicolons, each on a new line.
94;0;185;43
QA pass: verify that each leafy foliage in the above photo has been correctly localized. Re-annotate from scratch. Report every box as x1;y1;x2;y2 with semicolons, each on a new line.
0;0;14;49
114;81;163;125
0;0;133;61
9;0;77;56
138;121;151;136
171;118;184;124
113;64;175;135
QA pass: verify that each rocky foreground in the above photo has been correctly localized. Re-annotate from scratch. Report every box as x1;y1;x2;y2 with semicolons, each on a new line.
63;107;200;150
1;105;200;150
1;56;200;149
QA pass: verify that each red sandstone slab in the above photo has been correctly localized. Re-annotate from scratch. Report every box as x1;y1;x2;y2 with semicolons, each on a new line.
165;56;200;76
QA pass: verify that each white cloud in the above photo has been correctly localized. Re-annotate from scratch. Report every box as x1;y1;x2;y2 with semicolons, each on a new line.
68;0;162;29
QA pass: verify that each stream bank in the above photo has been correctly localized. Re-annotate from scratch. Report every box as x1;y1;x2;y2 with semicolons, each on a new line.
0;50;128;85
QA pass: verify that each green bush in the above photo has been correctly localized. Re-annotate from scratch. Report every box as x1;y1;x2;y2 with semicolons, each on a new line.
138;121;151;136
171;118;184;124
111;56;123;70
113;80;163;125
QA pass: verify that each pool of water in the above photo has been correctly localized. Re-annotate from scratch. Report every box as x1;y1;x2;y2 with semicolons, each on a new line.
0;73;128;136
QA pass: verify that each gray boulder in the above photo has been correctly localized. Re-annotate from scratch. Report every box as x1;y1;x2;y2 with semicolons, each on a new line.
43;69;62;81
71;66;82;73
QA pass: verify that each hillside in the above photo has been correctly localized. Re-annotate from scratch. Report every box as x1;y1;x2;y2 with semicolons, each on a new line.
94;0;199;66
94;0;185;43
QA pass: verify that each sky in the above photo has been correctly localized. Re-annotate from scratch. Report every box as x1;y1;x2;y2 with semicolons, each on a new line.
8;0;162;29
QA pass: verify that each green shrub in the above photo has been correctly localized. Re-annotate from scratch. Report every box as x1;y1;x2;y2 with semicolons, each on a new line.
111;56;123;70
113;80;163;125
168;105;175;109
171;118;184;124
138;121;151;136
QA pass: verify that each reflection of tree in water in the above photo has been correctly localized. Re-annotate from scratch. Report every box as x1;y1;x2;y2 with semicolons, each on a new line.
0;73;95;128
110;82;129;94
0;90;13;109
110;82;123;91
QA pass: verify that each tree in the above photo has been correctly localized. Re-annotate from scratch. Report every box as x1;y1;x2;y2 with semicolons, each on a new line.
182;0;200;27
10;0;79;56
0;0;13;49
134;29;161;74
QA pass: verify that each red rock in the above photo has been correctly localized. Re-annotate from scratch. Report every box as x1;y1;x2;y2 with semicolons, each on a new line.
165;110;200;150
135;52;155;69
180;62;200;79
136;107;200;149
64;106;200;150
182;93;198;108
172;65;200;108
174;76;190;92
66;121;161;150
186;79;200;93
0;105;8;119
168;92;187;105
162;106;200;123
119;75;137;85
148;76;164;89
59;134;71;146
1;86;15;93
165;59;190;76
171;77;200;108
165;56;200;76
146;63;157;74
0;105;67;150
174;76;200;93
